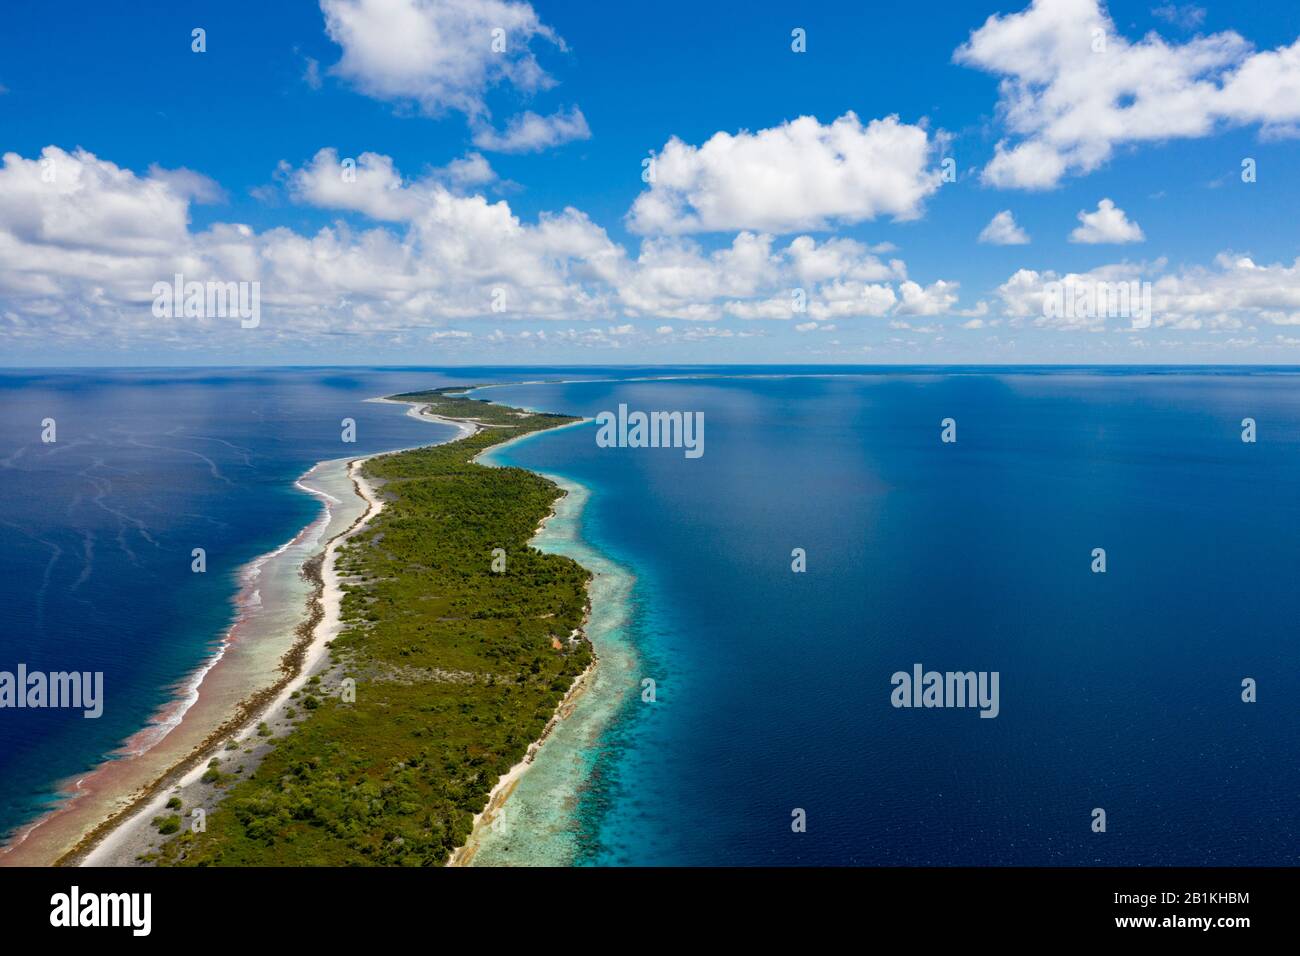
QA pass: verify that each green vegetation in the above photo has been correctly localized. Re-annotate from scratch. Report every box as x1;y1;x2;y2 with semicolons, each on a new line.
158;388;591;866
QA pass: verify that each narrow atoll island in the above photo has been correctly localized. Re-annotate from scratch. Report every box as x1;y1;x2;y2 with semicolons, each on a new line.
142;388;595;866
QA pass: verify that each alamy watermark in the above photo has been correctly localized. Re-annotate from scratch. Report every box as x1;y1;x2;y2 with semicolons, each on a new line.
1043;279;1152;329
50;886;150;936
595;404;704;459
152;273;260;328
890;663;1000;718
0;664;103;718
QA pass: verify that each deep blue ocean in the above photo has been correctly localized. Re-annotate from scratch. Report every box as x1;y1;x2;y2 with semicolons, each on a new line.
487;370;1300;865
0;367;474;838
1;367;1297;864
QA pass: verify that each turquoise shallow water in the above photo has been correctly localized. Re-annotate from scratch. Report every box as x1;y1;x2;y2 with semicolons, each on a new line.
465;448;639;865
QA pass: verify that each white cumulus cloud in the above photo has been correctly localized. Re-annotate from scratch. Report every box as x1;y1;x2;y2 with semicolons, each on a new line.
955;0;1300;188
471;106;591;153
0;145;627;346
627;112;942;235
1069;199;1144;244
0;146;965;350
994;254;1300;331
321;0;564;119
978;210;1030;245
895;279;960;316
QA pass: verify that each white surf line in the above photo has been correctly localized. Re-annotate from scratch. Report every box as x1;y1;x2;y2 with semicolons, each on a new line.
104;462;341;764
79;455;379;866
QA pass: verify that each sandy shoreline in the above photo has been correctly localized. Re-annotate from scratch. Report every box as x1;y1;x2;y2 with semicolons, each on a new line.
364;395;483;435
449;659;595;866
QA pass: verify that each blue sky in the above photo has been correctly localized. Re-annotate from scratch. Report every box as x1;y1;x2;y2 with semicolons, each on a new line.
2;0;1299;365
